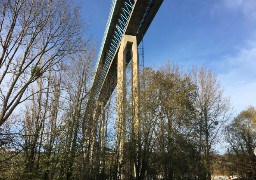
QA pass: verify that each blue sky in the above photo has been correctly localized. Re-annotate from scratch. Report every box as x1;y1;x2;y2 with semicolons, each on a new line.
79;0;256;115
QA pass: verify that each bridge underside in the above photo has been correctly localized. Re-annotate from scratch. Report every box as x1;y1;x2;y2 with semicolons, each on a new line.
90;0;163;108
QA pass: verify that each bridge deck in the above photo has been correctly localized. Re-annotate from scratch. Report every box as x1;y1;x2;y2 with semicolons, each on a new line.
88;0;163;109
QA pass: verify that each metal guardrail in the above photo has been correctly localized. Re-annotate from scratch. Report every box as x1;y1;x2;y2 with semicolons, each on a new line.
93;0;117;78
86;0;118;107
93;0;135;101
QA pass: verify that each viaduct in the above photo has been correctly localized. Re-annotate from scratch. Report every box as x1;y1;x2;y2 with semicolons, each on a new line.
85;0;163;178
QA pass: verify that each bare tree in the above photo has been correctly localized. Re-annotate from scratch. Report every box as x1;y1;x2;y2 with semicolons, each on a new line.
0;0;85;126
16;49;93;179
54;49;94;179
191;67;230;180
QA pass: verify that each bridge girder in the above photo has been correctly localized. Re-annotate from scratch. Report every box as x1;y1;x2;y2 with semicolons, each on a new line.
87;0;163;110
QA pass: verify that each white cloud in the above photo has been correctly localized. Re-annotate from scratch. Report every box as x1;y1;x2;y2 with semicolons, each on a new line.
223;0;256;19
218;38;256;113
224;39;256;78
224;0;243;9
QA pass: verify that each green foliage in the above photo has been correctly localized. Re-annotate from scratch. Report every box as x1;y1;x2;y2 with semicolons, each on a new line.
136;65;200;179
225;106;256;179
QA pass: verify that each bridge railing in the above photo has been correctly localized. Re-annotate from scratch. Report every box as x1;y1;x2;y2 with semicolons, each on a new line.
92;0;117;86
91;0;135;102
94;0;117;74
86;0;117;107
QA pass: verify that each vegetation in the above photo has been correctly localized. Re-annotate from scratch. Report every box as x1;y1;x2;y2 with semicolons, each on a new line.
225;107;256;179
0;0;255;180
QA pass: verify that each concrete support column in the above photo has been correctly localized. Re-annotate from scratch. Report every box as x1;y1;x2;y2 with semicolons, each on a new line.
87;101;105;178
89;102;100;166
117;35;140;179
130;35;140;179
117;37;127;180
99;102;106;174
